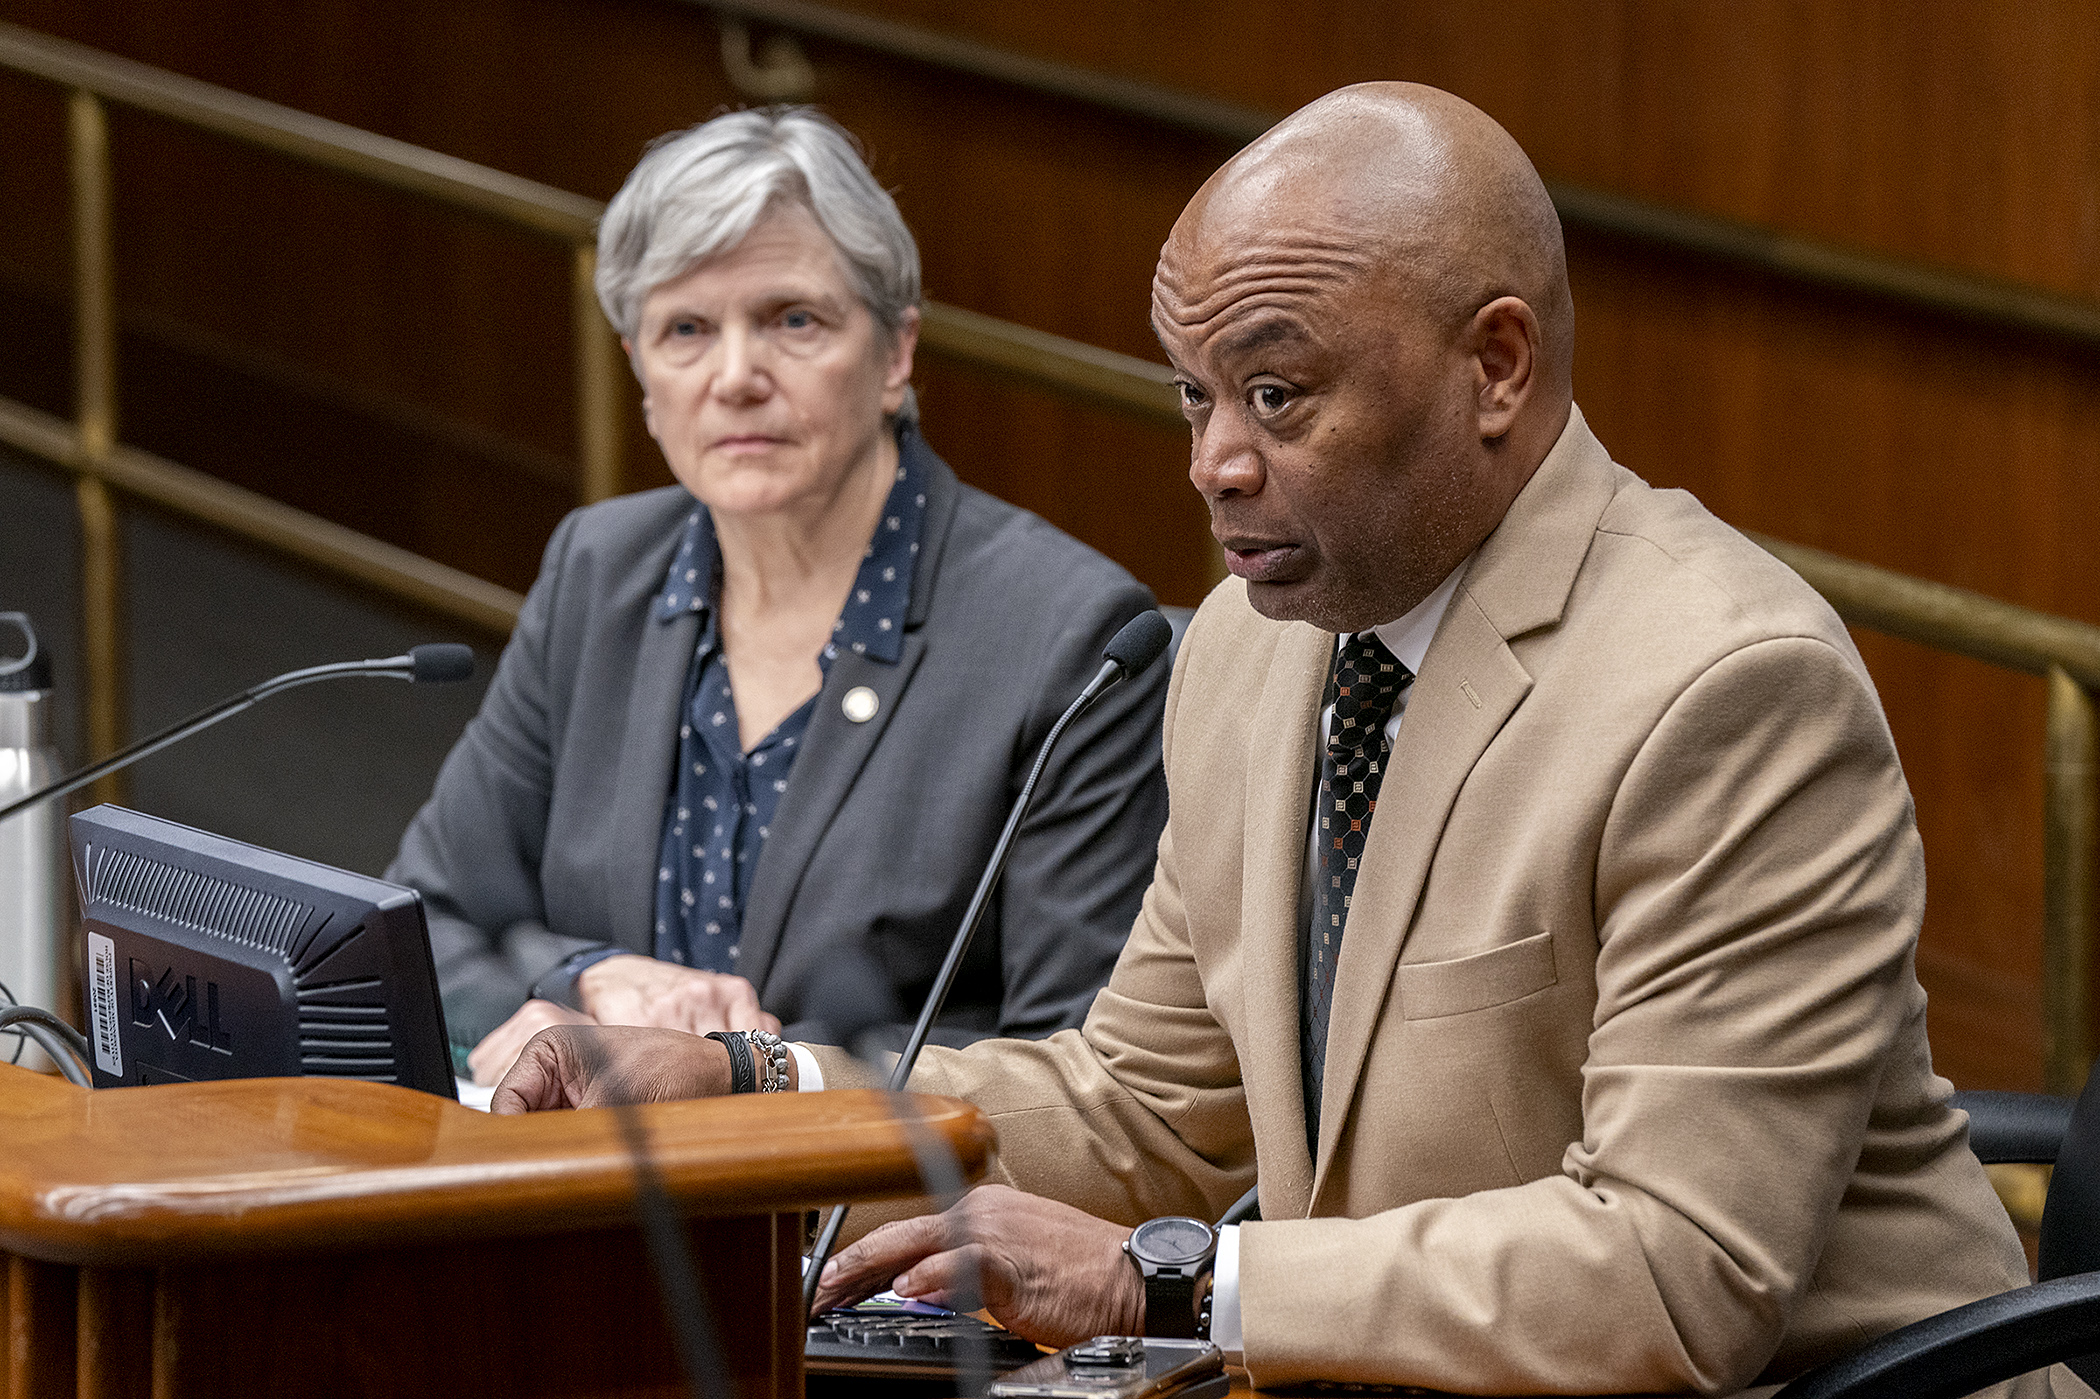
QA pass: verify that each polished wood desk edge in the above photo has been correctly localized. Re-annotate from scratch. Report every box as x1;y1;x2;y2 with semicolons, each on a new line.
0;1069;992;1266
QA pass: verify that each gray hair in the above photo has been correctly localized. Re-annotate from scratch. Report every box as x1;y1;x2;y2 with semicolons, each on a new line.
595;108;921;421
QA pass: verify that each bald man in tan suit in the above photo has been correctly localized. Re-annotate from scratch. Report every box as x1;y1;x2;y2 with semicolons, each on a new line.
498;84;2069;1397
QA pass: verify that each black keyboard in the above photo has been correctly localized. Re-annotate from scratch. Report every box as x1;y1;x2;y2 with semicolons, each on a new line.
806;1309;1045;1380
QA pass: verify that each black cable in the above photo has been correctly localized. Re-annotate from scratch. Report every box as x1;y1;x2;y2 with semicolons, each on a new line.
0;1007;93;1087
1216;1186;1260;1228
0;979;22;1067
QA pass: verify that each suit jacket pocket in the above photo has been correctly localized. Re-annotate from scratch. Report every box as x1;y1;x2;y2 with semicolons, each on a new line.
1396;930;1558;1020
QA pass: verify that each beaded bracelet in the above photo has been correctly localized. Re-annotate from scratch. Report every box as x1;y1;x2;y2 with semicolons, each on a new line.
705;1030;758;1094
747;1029;791;1092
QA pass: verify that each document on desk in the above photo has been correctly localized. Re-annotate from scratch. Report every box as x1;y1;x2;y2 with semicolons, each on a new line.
454;1078;494;1111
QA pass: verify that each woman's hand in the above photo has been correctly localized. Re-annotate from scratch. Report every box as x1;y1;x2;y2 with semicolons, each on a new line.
468;999;596;1086
578;954;782;1036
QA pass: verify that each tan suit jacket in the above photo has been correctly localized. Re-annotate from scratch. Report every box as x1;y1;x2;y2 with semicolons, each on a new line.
816;408;2052;1396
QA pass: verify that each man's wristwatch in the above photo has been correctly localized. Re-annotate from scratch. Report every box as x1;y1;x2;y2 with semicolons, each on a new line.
1123;1216;1217;1338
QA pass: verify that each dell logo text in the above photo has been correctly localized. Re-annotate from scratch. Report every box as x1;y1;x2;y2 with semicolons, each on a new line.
130;959;234;1054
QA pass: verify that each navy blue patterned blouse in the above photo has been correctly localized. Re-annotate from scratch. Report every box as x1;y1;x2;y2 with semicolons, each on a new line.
635;447;927;975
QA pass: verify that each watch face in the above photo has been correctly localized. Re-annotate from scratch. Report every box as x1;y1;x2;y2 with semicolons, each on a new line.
1131;1217;1213;1267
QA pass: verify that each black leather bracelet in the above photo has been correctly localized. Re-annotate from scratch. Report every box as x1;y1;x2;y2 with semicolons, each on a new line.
705;1030;758;1093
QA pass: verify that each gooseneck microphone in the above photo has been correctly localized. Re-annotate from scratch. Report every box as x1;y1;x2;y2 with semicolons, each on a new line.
885;610;1172;1096
0;643;476;825
800;609;1176;1317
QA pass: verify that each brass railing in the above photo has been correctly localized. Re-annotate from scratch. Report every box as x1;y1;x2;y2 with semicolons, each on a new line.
1;21;2097;1090
696;0;2100;354
1748;535;2100;1094
0;20;621;808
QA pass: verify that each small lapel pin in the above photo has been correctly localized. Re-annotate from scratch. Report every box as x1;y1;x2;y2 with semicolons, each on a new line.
842;686;879;723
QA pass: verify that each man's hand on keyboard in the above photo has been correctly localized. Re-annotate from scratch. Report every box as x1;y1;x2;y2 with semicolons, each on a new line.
814;1185;1144;1348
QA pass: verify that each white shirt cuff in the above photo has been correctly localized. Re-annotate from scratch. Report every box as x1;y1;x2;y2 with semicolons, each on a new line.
789;1042;824;1091
1210;1223;1242;1360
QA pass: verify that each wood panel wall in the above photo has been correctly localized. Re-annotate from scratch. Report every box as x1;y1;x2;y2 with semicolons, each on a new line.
0;0;2093;1089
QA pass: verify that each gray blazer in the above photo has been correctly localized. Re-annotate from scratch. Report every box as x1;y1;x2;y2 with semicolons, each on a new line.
389;440;1170;1054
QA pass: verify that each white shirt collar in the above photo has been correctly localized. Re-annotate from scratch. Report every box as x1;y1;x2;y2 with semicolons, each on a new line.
1354;557;1467;678
1304;554;1473;931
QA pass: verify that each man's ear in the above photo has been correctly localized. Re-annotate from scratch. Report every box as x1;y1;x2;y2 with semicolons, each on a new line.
1470;296;1540;441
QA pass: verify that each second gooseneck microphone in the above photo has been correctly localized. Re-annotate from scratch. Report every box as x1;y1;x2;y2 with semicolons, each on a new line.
885;609;1173;1094
800;608;1175;1316
0;644;477;825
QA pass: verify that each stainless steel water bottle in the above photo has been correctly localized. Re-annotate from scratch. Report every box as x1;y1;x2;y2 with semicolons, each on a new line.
0;613;74;1065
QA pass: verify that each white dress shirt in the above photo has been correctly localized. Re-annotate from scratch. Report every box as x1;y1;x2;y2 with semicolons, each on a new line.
1300;562;1468;916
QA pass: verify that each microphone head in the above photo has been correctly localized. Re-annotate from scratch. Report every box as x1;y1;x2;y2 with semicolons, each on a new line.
1103;610;1174;680
408;644;476;684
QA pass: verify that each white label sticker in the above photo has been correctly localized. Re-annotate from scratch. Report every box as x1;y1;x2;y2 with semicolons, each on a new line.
87;931;122;1079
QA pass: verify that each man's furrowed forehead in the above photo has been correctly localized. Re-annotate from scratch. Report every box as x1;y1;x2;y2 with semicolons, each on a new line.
1151;223;1374;337
1154;308;1335;389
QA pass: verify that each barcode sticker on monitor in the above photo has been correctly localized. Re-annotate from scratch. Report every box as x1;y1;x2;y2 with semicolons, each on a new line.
87;932;122;1078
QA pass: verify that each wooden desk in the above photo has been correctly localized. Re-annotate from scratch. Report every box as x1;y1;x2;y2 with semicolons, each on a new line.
0;1068;990;1399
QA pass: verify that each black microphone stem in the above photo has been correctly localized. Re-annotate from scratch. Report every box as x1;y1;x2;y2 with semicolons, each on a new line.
802;652;1131;1317
886;658;1123;1095
0;651;467;825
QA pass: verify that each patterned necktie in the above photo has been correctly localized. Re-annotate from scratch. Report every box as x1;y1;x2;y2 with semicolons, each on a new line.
1302;631;1412;1148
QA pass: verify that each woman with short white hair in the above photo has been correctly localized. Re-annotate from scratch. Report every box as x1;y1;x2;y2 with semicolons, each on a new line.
390;108;1170;1086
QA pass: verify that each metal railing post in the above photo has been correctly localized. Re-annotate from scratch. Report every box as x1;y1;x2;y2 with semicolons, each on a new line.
572;244;622;504
2044;665;2097;1095
68;87;124;805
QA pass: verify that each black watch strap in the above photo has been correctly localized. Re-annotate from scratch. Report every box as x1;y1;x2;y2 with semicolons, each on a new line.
1143;1273;1200;1338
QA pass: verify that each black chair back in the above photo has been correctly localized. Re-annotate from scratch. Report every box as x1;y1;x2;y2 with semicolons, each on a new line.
2038;1061;2100;1390
1770;1058;2100;1399
2040;1062;2100;1283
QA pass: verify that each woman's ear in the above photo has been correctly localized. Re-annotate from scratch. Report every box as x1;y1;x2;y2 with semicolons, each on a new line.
624;338;661;439
881;306;922;415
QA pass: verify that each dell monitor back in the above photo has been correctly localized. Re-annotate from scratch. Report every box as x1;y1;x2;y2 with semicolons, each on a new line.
70;805;455;1098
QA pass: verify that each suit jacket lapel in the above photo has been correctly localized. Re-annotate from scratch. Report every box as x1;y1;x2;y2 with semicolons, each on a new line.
740;434;961;994
1310;598;1533;1189
606;607;701;952
1238;622;1332;1217
1310;406;1622;1196
738;637;927;991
